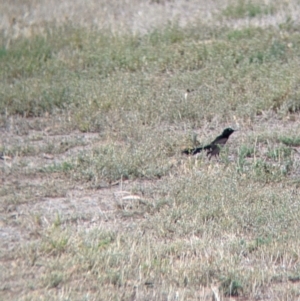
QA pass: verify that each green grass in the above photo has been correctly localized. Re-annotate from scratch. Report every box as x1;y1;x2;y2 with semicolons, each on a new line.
1;23;300;123
222;0;277;19
2;5;300;300
279;136;300;147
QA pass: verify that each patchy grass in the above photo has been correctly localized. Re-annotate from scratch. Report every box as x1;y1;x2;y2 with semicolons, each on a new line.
279;136;300;147
1;23;300;125
2;1;300;300
222;0;277;19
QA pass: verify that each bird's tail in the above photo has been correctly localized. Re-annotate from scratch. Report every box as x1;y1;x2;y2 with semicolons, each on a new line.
182;147;203;155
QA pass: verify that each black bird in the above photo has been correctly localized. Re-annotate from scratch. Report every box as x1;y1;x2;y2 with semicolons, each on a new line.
182;128;235;159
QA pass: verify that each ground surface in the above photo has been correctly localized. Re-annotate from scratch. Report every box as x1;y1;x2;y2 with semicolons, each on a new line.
1;0;300;300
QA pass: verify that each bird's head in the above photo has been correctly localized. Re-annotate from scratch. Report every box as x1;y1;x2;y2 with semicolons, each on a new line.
222;128;235;137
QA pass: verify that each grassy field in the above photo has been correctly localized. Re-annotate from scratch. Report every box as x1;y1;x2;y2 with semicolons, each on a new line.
1;0;300;300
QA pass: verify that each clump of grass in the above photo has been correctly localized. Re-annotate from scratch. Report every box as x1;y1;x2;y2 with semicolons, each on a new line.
227;27;263;41
237;144;255;173
222;0;276;19
70;142;173;183
220;276;243;296
279;136;300;147
252;159;290;182
42;161;75;173
266;145;292;160
246;236;272;253
44;272;64;289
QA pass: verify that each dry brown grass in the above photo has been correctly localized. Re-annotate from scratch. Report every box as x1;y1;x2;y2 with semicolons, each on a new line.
1;1;300;300
1;0;300;39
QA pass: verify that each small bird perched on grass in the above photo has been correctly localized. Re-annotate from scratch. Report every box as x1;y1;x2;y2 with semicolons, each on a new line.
182;128;235;159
